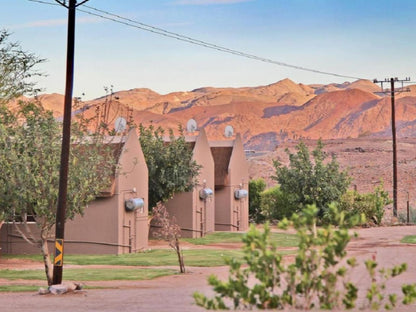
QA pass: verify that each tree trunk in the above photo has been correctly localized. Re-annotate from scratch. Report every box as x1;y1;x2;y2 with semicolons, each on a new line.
174;237;185;273
40;229;53;286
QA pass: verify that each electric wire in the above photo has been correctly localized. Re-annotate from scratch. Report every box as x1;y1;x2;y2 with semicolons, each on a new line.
28;0;60;6
80;4;364;80
27;0;365;81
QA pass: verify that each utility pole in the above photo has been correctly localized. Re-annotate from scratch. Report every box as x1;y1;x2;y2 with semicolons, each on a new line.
373;77;410;218
53;0;89;286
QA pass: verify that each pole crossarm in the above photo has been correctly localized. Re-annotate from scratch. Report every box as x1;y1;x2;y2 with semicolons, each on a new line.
54;0;67;8
373;78;411;94
54;0;90;8
76;0;90;7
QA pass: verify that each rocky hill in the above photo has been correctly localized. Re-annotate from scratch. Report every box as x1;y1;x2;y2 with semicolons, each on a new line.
34;79;416;151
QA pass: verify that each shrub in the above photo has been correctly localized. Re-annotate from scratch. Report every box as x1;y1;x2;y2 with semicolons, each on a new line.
194;205;416;310
327;185;391;226
398;206;416;224
260;186;293;222
273;140;350;217
248;178;266;223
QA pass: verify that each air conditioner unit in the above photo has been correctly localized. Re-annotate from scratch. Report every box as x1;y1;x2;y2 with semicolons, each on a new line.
125;198;144;212
234;189;248;199
199;188;213;200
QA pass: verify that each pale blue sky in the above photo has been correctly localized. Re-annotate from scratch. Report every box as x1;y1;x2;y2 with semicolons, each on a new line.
2;0;416;99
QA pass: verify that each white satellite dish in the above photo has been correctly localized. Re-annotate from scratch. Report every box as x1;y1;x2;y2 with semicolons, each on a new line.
186;118;198;133
224;125;234;138
114;117;127;133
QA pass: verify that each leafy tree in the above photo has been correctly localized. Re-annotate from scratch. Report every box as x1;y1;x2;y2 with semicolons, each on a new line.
260;186;293;221
273;140;350;217
194;205;416;310
327;184;391;226
138;124;201;209
0;29;44;227
0;101;116;285
0;29;44;104
248;178;266;223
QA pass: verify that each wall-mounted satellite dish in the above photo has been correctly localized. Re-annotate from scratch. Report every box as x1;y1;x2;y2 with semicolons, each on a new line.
115;117;127;133
224;125;234;138
186;118;198;133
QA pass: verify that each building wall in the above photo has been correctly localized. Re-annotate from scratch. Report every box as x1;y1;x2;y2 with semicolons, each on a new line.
0;198;122;255
212;134;249;232
64;130;148;255
65;196;120;254
0;223;50;254
214;186;234;231
1;130;149;255
228;134;249;231
191;129;215;235
115;129;149;253
164;129;215;238
165;191;194;238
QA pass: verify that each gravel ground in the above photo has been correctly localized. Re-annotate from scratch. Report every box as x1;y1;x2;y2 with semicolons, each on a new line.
0;225;416;311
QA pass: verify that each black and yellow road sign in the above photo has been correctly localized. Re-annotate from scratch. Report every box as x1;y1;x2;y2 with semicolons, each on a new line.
54;239;64;266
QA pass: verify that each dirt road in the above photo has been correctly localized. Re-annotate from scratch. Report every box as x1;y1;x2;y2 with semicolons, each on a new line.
0;225;415;311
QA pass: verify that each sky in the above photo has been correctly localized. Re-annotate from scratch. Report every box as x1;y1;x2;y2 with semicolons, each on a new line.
2;0;416;100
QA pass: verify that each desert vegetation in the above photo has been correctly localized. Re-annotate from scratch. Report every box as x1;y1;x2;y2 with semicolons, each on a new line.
194;205;416;310
195;141;416;310
249;140;392;226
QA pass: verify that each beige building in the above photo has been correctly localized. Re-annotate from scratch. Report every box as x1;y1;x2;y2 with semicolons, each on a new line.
164;129;215;238
210;134;249;232
1;129;149;255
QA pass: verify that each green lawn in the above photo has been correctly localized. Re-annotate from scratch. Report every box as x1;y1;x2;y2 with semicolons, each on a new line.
183;231;299;247
0;285;41;292
401;235;416;244
0;230;298;292
2;249;245;267
0;268;175;281
64;249;246;267
3;231;298;268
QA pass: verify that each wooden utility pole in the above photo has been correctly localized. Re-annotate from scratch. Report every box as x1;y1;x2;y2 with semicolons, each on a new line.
53;0;89;286
373;77;410;217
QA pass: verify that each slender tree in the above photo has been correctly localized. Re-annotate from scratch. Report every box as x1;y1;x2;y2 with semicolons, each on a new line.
138;124;201;209
152;203;185;273
0;29;45;104
0;29;45;227
0;101;116;285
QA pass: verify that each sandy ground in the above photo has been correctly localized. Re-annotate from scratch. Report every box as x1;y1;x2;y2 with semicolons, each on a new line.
0;225;416;311
248;138;416;218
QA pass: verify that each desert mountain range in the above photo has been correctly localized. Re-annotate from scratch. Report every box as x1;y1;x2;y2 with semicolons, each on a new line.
33;79;416;151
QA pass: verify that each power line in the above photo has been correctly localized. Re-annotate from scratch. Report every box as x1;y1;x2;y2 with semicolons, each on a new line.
28;0;60;6
81;5;364;80
27;0;365;81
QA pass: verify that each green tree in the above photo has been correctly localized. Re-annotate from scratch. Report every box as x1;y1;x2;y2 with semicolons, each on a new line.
194;205;416;310
138;124;201;209
0;29;44;104
248;178;266;223
260;186;293;221
328;184;391;226
273;140;350;217
0;101;116;285
0;29;44;227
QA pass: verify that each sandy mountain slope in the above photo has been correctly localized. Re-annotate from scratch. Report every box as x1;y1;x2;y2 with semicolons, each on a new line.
17;79;416;151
